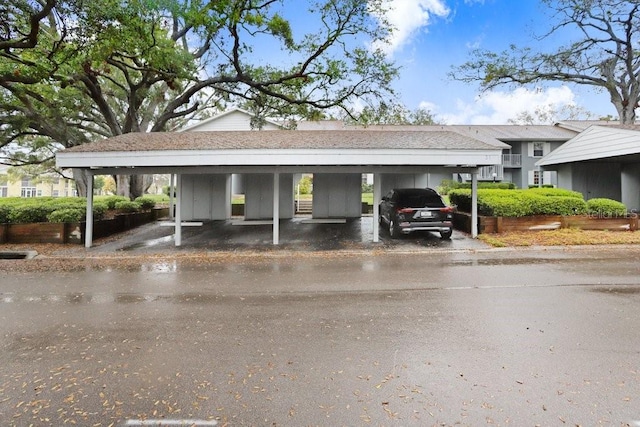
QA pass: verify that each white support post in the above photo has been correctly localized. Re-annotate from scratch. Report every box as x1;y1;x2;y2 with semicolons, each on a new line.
175;174;182;246
471;171;478;238
225;174;232;219
273;172;280;245
373;173;381;243
85;171;94;248
169;173;175;219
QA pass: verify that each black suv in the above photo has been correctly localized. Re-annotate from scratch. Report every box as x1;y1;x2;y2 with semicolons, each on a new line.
379;188;454;239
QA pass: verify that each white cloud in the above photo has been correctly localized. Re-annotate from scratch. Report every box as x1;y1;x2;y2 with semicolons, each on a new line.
371;0;450;56
432;86;578;124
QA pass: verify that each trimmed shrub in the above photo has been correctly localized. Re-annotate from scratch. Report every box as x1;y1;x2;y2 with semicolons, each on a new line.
48;208;85;223
439;179;516;195
8;205;54;223
114;200;141;213
0;205;12;224
526;187;584;199
92;202;108;220
100;195;130;210
478;191;534;217
134;196;156;210
449;188;588;217
586;198;627;217
448;189;471;212
529;195;587;216
0;197;112;223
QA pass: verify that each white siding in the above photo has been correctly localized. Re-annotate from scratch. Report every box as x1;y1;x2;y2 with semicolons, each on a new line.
312;173;362;218
244;173;294;220
180;174;231;220
183;110;281;131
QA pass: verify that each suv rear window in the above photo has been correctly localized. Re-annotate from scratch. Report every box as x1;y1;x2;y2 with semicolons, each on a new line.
396;190;445;208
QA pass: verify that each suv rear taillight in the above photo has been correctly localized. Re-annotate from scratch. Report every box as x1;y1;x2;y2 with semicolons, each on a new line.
439;206;454;213
397;208;414;214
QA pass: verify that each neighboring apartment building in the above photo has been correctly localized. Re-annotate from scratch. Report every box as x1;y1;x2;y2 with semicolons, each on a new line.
449;125;577;188
0;165;76;198
184;110;624;192
297;120;579;189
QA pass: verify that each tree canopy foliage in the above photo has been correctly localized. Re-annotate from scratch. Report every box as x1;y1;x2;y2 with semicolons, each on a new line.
0;0;398;197
451;0;640;124
344;103;440;126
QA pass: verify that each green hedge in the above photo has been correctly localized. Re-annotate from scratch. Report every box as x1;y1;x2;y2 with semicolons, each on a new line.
97;195;130;210
586;198;627;216
7;205;53;223
0;196;143;223
134;196;156;210
449;188;589;217
0;205;11;224
114;200;141;213
47;208;86;223
439;179;516;195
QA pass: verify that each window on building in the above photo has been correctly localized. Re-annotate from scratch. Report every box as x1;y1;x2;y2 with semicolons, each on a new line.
21;177;33;187
53;190;59;197
0;187;7;197
533;170;541;186
21;187;37;197
533;142;544;157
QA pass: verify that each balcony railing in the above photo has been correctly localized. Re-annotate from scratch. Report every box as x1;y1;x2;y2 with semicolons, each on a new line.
478;165;504;181
502;154;522;168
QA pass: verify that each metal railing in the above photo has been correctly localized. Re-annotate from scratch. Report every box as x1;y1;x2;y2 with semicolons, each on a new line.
477;165;504;181
502;154;522;168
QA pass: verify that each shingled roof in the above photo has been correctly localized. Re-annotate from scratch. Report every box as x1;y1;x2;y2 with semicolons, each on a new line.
64;130;501;153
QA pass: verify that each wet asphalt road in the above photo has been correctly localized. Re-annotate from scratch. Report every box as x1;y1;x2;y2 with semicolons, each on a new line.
1;248;640;426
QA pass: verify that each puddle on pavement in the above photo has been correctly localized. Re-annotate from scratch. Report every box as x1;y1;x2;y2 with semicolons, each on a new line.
0;292;222;305
120;234;174;251
443;258;558;267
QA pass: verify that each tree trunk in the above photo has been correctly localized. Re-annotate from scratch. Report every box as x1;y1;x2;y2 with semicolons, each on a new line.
619;105;637;124
73;169;91;197
130;174;153;199
116;174;153;200
116;175;131;199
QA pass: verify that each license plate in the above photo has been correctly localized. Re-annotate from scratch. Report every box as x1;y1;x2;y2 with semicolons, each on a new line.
420;211;433;218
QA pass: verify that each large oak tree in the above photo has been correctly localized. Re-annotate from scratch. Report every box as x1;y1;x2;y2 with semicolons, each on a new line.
451;0;640;124
0;0;398;197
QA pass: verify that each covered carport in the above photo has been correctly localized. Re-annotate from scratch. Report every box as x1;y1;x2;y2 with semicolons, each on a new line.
56;130;504;248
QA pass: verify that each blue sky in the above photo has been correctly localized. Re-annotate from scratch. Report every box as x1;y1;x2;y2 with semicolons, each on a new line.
369;0;614;124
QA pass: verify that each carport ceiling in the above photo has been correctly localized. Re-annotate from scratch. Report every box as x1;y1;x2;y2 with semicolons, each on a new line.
56;130;504;170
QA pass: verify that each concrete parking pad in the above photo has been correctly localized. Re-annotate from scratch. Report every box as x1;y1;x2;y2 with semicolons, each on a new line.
88;216;490;254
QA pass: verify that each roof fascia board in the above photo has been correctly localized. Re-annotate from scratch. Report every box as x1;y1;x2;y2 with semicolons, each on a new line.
537;125;640;166
57;148;502;168
85;164;485;175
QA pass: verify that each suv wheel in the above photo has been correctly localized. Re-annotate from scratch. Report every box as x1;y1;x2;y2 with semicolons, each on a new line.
440;229;453;240
389;220;399;239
